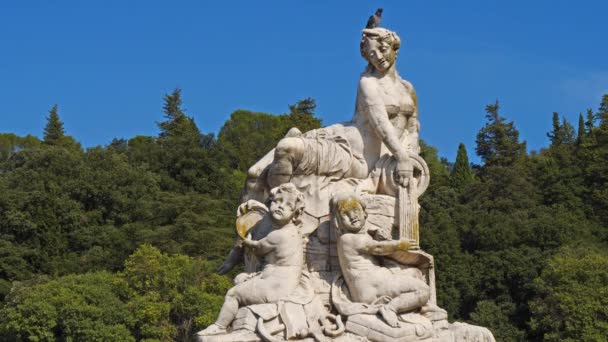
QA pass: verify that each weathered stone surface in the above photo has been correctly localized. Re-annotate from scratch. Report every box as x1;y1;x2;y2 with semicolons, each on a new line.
196;24;495;342
435;322;496;342
346;314;434;342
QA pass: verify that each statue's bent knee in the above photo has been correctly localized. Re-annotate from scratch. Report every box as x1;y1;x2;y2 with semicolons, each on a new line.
247;164;262;179
275;137;302;158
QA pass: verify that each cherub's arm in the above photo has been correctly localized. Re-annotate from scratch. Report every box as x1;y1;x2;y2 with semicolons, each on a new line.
364;239;412;256
242;235;274;257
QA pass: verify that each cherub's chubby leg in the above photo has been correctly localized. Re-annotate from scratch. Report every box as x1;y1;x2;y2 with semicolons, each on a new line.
267;137;305;188
213;287;242;329
196;284;246;336
214;278;263;329
196;286;241;336
379;276;430;327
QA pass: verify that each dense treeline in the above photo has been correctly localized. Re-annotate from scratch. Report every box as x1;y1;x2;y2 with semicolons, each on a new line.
0;90;606;341
420;98;608;341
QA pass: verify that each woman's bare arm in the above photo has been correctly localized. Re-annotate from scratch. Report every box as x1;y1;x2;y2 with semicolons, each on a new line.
358;77;413;185
358;77;408;161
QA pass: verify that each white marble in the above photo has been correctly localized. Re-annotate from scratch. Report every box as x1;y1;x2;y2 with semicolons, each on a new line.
196;184;305;339
201;26;496;342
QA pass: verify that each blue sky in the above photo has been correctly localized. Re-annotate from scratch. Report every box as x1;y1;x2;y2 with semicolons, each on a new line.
1;1;607;162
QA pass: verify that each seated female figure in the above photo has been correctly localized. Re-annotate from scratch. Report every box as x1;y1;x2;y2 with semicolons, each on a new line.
246;28;420;199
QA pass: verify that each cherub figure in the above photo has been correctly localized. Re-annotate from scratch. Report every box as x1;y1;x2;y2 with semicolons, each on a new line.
196;183;305;337
332;193;430;327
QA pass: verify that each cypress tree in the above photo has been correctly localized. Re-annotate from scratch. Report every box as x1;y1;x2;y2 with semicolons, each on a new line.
577;113;586;145
450;143;474;189
43;105;65;145
585;108;596;143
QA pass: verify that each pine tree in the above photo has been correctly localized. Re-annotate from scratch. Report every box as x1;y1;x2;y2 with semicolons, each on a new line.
585;108;596;144
156;88;204;150
158;88;188;140
547;113;575;151
561;117;575;145
581;95;608;227
598;94;608;120
43;105;65;145
450;143;474;189
596;94;608;143
281;98;322;137
475;100;526;167
595;95;608;147
547;112;562;146
155;88;209;191
288;97;317;116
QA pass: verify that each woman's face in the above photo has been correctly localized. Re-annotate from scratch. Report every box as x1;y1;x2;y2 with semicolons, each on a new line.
363;39;395;73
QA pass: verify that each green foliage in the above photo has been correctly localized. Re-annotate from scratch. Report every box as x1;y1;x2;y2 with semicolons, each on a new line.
216;106;322;173
576;113;586;145
529;244;608;341
155;88;212;193
42;105;80;149
285;97;322;133
123;245;231;340
2;91;608;342
43;105;65;145
420;95;608;340
0;245;232;341
598;94;608;120
475;101;526;167
216;110;286;172
547;112;575;147
470;300;525;342
450;143;474;189
0;272;135;341
0;133;41;163
419;140;450;190
288;97;317;116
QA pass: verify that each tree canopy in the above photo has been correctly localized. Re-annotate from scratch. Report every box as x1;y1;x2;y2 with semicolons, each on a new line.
1;93;607;341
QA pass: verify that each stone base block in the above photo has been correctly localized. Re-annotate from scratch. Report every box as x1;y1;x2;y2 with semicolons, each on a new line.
345;314;434;342
198;329;261;342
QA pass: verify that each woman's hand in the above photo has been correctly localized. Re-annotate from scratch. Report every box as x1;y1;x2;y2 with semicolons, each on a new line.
395;159;413;187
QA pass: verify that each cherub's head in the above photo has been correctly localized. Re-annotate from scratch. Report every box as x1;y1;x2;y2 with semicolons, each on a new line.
330;193;368;234
268;183;305;227
360;28;401;74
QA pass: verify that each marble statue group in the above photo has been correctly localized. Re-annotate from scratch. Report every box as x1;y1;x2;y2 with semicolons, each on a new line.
195;26;496;342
